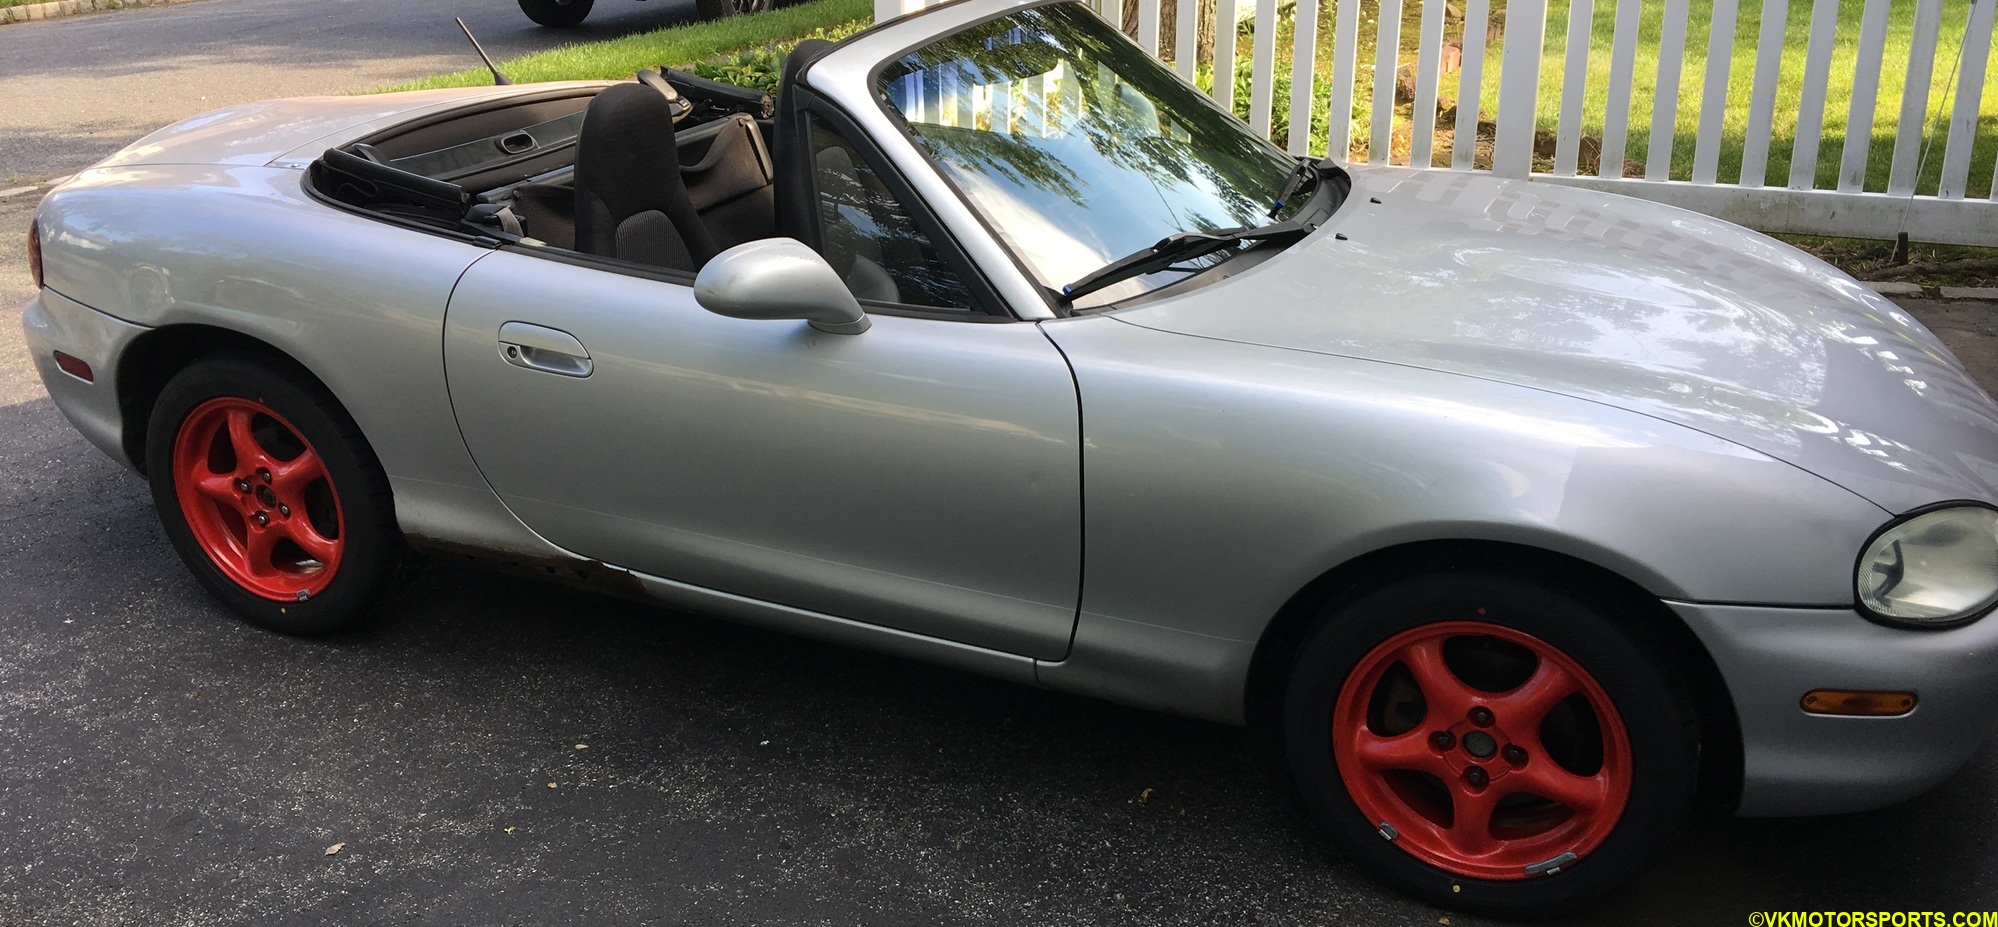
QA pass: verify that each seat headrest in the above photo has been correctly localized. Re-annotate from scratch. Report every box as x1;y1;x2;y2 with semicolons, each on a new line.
574;81;719;269
577;82;692;216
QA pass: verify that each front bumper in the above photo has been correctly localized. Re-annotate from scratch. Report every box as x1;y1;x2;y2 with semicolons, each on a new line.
1674;600;1998;816
21;288;150;472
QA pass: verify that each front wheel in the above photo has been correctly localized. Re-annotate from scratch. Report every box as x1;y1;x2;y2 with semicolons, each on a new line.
146;357;405;635
1284;574;1698;918
518;0;594;27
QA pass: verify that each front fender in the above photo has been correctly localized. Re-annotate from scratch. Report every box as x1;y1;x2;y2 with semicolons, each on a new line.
1035;315;1889;723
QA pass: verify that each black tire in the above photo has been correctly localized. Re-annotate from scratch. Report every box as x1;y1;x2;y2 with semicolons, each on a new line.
518;0;594;27
1282;574;1698;919
694;0;772;18
146;356;405;636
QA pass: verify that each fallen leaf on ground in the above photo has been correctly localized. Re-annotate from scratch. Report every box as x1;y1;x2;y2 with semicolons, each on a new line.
324;843;345;856
547;782;558;789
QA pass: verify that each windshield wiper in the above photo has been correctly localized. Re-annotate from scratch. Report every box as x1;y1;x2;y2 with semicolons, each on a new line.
1059;157;1343;305
1059;218;1311;304
1267;155;1323;219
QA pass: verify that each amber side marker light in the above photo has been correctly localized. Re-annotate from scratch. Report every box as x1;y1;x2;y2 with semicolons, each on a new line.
52;351;93;383
1801;689;1917;716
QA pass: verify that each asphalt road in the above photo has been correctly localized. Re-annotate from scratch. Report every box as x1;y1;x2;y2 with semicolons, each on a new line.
0;0;708;180
7;3;1998;925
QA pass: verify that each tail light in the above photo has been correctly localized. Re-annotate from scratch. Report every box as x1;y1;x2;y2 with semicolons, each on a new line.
26;219;42;289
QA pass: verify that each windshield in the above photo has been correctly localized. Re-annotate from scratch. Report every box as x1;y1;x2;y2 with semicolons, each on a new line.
875;3;1300;303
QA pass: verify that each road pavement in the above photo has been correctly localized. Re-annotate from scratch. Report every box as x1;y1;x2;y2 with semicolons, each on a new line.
0;0;705;180
6;3;1998;924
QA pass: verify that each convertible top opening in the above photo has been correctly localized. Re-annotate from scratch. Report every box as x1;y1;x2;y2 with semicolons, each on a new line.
309;71;779;262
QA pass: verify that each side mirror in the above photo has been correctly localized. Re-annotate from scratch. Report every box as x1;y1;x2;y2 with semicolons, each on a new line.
694;238;871;335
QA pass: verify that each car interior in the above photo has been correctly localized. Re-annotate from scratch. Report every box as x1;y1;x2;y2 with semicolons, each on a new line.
309;40;977;311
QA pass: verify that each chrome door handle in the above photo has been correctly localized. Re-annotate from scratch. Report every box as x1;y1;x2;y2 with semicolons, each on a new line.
498;322;592;378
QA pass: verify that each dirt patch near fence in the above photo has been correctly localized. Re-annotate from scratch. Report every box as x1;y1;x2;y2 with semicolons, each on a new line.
1899;299;1998;387
1783;236;1998;288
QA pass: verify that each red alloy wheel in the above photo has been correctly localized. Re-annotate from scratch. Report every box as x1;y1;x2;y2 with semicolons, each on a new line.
1332;620;1633;881
170;397;346;602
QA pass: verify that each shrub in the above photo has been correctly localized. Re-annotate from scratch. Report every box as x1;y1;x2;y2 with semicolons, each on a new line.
686;19;870;94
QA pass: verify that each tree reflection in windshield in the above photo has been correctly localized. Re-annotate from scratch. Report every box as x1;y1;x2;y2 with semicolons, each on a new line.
877;4;1296;301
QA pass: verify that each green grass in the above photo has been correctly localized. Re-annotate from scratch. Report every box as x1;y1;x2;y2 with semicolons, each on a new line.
374;0;870;92
1203;0;1998;199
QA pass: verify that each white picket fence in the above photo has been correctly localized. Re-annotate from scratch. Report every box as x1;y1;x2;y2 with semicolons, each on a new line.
876;0;1998;246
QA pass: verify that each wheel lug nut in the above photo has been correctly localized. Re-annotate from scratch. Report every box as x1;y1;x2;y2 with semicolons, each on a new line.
258;468;272;484
253;511;269;527
1431;731;1455;750
1469;707;1494;727
1503;745;1527;765
1464;766;1489;789
234;478;251;493
278;503;291;518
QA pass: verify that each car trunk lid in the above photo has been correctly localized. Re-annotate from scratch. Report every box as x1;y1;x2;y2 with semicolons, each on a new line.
91;85;573;170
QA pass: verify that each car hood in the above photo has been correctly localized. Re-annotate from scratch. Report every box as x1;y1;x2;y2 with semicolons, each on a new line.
1112;165;1998;514
90;83;605;171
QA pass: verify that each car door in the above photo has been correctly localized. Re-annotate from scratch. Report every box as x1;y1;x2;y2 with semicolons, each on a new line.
441;122;1081;660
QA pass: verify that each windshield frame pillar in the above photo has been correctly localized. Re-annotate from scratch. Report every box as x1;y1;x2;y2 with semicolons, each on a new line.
804;1;1068;321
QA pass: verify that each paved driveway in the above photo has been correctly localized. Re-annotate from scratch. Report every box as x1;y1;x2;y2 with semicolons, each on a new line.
0;0;703;179
6;3;1998;924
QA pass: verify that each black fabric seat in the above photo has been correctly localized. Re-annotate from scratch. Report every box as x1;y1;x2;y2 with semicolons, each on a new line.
573;82;719;271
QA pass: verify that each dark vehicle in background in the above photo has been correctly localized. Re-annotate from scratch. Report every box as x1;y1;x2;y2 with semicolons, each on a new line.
517;0;774;27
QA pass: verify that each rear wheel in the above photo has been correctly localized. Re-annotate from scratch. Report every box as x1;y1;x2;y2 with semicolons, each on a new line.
518;0;594;27
1284;574;1697;917
695;0;772;18
146;357;404;635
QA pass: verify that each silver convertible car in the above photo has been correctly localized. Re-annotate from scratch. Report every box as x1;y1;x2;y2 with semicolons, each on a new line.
22;0;1998;915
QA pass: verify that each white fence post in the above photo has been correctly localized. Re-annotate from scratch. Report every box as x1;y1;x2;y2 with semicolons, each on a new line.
1288;0;1320;157
1491;0;1546;178
1597;0;1641;179
1940;0;1997;200
1691;0;1738;185
1250;0;1280;135
1644;0;1688;181
1369;0;1403;164
875;0;919;22
1326;0;1360;160
1789;0;1841;191
1738;0;1789;188
1214;0;1239;110
1409;0;1447;169
1838;0;1893;193
1553;0;1593;177
1175;0;1198;80
1887;0;1946;196
1451;0;1491;171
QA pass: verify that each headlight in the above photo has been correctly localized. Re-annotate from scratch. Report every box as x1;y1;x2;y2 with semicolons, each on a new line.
1856;504;1998;627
